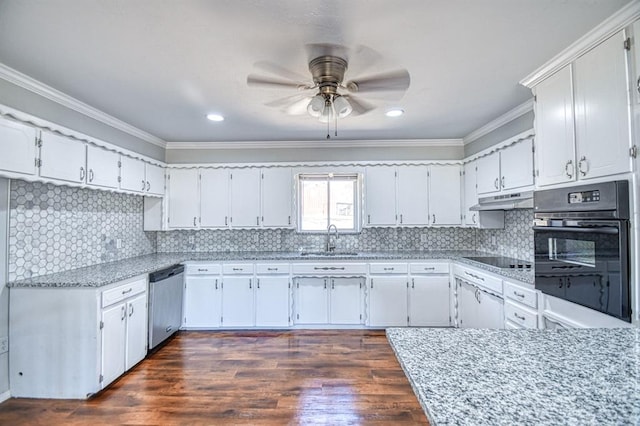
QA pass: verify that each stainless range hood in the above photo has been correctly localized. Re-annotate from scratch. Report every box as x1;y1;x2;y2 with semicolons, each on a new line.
470;191;534;211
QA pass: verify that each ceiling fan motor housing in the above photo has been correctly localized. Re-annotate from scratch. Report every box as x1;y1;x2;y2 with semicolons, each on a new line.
309;56;348;96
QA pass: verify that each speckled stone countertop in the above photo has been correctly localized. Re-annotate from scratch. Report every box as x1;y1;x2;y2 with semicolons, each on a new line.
387;328;640;425
8;250;534;288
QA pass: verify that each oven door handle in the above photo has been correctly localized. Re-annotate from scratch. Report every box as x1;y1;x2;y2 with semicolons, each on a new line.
532;226;619;234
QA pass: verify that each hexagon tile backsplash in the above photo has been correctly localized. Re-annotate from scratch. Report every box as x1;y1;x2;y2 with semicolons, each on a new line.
9;180;156;281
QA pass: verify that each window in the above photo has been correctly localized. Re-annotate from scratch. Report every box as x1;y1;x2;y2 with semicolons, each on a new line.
297;173;360;232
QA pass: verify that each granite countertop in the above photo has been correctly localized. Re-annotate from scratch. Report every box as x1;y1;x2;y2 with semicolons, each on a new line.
8;250;534;288
386;327;640;425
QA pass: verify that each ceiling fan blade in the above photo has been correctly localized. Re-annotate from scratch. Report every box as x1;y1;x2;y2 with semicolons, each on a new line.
343;95;376;116
346;69;410;93
247;74;310;89
264;93;313;109
343;44;383;77
284;96;314;115
253;61;310;83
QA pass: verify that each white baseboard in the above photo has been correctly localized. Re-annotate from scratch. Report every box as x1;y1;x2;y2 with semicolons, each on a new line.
0;390;10;403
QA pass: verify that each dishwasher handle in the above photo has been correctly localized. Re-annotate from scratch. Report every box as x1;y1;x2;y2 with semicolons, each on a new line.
149;264;185;282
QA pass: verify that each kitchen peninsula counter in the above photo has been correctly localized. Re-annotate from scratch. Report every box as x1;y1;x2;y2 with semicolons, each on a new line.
8;250;534;288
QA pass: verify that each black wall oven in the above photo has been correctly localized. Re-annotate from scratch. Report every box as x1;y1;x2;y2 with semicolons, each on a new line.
533;180;631;322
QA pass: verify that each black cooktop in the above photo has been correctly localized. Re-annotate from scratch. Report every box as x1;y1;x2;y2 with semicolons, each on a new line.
464;256;533;270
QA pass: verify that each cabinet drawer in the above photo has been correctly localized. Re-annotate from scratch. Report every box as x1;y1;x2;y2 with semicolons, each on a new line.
255;263;290;274
504;281;537;309
409;262;449;274
292;263;367;275
453;264;502;295
504;301;538;329
504;320;522;329
222;264;255;275
185;263;221;275
369;263;408;274
102;277;147;308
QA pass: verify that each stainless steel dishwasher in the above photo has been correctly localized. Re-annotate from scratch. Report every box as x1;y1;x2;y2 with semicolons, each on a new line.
148;264;184;351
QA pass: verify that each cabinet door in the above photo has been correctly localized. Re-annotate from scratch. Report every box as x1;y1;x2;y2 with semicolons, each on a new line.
255;276;290;327
184;277;221;328
221;277;255;327
86;145;120;189
329;278;363;325
369;277;408;326
294;278;329;324
463;162;477;226
0;117;37;176
200;168;229;228
476;288;504;329
261;168;292;228
574;31;632;180
167;168;199;228
120;156;147;192
409;276;450;326
364;166;396;226
534;65;576;186
429;165;461;225
39;131;86;183
397;166;429;226
457;280;477;329
229;169;261;227
500;139;534;191
125;293;147;370
145;163;165;196
101;303;126;388
475;152;500;195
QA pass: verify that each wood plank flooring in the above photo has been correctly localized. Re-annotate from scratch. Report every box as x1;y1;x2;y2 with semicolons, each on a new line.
0;330;428;425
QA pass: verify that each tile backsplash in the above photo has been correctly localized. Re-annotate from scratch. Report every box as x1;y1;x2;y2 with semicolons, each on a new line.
8;181;156;281
8;179;534;280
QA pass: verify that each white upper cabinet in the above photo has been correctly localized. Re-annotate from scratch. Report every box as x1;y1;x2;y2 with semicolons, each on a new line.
120;156;146;193
0;117;37;176
573;30;632;180
261;168;292;228
167;168;199;228
200;168;229;228
476;152;501;195
534;30;632;186
534;65;577;186
397;165;429;226
39;131;86;184
500;139;534;191
145;163;165;196
364;166;397;226
86;145;120;189
463;161;477;226
429;165;461;226
229;168;261;228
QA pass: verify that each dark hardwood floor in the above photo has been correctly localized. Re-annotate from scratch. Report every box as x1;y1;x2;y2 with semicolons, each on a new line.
0;330;428;425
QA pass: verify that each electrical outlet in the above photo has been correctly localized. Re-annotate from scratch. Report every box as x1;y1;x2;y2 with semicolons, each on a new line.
116;238;122;249
491;235;497;246
188;235;195;244
254;234;259;244
0;337;8;354
420;233;428;244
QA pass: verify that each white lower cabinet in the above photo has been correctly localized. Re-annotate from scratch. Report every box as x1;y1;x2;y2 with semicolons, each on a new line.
409;276;450;326
294;277;364;325
183;275;222;328
329;278;364;325
368;276;408;326
255;276;291;327
457;279;504;329
294;278;329;324
221;276;255;327
9;275;148;399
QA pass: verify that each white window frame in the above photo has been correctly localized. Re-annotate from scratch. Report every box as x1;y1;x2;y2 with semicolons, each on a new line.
296;173;362;234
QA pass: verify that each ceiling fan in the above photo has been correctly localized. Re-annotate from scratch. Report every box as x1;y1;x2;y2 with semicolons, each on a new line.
247;44;410;137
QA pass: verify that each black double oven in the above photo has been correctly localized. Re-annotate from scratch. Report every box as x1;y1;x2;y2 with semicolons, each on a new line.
533;180;631;323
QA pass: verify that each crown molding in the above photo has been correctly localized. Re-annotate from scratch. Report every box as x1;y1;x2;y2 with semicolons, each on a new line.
463;99;534;145
165;138;464;150
0;62;166;148
520;1;640;88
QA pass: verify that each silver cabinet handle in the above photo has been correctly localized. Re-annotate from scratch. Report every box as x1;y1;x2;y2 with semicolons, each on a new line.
146;181;150;191
513;291;526;298
129;303;134;317
578;156;588;176
399;214;403;224
215;280;218;290
80;167;86;181
193;217;197;227
122;288;132;295
637;75;640;96
142;179;146;191
313;266;345;271
197;268;208;272
331;280;335;290
89;169;94;182
249;279;252;289
465;271;484;281
564;160;573;178
432;214;436;224
257;279;260;289
267;267;278;271
324;279;327;289
166;326;172;333
288;216;291;225
121;305;126;321
367;214;371;224
371;279;374;289
232;268;243;271
383;267;395;271
411;278;415;289
225;216;228;226
472;213;477;224
424;267;435;271
513;312;526;321
501;176;505;188
494;178;499;189
256;216;260;226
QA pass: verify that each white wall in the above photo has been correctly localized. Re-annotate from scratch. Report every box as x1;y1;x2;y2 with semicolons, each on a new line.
464;111;534;157
0;178;9;395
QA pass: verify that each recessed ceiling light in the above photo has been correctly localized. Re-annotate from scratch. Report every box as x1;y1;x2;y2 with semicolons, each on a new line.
206;113;224;122
385;109;404;117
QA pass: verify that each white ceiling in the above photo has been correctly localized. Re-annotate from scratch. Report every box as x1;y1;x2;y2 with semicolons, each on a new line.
0;0;631;144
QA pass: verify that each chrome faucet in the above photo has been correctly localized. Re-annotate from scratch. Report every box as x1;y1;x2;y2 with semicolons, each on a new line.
326;224;339;252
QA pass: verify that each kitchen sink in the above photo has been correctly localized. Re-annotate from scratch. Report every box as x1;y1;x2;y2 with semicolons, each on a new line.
300;251;359;257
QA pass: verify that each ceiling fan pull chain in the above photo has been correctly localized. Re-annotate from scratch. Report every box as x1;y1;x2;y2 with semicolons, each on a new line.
326;114;330;139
